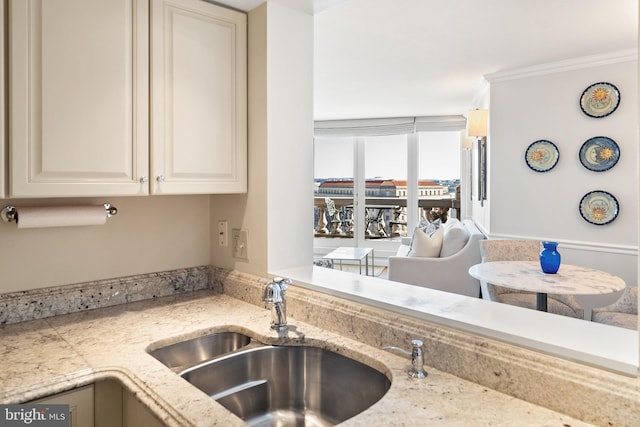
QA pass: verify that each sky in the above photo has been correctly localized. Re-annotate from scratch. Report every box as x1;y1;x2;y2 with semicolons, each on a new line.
314;132;462;180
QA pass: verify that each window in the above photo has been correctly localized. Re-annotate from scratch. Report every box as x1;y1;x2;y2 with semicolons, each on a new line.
364;134;407;240
314;136;354;239
313;116;465;257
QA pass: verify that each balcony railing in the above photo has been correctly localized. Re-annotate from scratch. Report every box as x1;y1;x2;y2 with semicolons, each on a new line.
314;195;461;239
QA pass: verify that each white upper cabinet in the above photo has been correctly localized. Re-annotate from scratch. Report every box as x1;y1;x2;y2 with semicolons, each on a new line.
150;0;247;194
9;0;150;197
8;0;247;198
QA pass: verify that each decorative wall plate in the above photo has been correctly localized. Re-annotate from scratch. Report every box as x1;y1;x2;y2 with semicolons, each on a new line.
579;136;620;172
525;140;559;172
579;190;619;225
580;82;620;118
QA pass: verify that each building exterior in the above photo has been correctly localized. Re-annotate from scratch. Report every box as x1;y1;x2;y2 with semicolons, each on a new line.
316;179;449;198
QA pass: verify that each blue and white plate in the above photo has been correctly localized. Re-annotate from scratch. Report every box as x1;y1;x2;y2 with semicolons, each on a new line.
579;136;620;172
580;82;620;118
579;190;619;225
525;140;559;172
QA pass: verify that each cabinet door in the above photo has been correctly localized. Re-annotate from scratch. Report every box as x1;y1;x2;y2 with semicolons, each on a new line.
33;385;95;427
9;0;149;197
94;379;164;427
150;0;247;194
122;389;165;427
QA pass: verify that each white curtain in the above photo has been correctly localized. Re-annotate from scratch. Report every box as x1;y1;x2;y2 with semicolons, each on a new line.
314;115;466;137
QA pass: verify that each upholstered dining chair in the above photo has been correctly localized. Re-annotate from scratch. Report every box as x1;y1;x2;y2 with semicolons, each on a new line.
479;239;584;319
592;286;638;330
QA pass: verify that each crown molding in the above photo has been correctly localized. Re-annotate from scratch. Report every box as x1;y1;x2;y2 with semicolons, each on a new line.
485;49;638;83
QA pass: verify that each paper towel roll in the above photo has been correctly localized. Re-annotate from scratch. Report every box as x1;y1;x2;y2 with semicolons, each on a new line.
16;206;108;229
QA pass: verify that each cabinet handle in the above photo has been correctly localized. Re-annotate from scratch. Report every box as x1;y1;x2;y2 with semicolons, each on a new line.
157;175;165;183
139;176;149;184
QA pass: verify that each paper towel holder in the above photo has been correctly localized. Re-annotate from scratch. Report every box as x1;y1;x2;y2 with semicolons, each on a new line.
1;203;118;224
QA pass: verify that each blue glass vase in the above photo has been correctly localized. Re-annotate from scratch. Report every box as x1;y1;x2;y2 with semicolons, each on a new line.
540;241;561;274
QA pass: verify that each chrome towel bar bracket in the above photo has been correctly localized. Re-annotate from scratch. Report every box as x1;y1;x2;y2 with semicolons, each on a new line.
0;206;17;223
104;203;118;218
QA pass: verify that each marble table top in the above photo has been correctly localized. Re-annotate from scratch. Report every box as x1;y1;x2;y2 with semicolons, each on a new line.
469;261;626;295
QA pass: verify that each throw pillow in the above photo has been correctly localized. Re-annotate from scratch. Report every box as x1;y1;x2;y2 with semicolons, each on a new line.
410;217;441;250
417;217;441;235
442;217;460;230
439;221;470;257
408;226;443;257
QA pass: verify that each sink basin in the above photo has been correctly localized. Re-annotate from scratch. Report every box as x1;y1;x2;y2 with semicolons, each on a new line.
181;345;391;426
149;331;252;368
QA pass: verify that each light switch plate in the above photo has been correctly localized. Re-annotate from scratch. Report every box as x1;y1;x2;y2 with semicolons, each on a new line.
218;220;228;247
232;229;249;260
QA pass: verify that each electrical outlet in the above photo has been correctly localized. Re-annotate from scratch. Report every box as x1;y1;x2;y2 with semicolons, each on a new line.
232;228;249;260
218;220;228;247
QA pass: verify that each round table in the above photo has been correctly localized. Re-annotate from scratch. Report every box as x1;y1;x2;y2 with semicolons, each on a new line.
468;261;626;311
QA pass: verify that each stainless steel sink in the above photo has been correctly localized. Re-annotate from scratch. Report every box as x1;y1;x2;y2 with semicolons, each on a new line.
149;331;252;369
180;345;391;426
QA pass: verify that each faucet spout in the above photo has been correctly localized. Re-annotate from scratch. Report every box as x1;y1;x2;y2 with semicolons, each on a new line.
263;277;291;331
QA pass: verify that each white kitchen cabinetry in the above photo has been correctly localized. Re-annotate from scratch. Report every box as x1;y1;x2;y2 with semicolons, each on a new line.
150;0;247;194
8;0;246;197
32;381;164;427
33;384;95;427
94;380;164;427
9;0;150;197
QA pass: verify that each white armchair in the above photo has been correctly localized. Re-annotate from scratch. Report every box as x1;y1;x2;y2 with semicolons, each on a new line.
387;219;485;297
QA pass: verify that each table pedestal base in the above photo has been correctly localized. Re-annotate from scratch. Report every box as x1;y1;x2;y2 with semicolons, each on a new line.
536;293;547;311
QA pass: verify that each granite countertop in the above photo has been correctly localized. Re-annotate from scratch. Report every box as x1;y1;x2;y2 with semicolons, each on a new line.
0;290;591;426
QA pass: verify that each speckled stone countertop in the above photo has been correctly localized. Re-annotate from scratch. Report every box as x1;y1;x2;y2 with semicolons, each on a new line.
0;290;590;426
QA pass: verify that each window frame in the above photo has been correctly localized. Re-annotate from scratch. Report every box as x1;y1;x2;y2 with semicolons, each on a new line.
314;126;466;261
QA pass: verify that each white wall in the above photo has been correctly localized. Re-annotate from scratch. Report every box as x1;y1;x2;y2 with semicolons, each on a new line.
485;57;638;284
209;1;314;277
208;4;269;277
0;195;211;293
265;1;314;272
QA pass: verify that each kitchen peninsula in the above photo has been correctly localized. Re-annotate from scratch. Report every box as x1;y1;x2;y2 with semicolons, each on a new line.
1;267;638;426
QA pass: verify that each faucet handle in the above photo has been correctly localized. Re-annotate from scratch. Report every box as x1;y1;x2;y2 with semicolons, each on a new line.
273;277;291;288
273;277;290;295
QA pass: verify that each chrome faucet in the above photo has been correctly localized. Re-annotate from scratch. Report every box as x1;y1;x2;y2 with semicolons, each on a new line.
263;277;291;331
384;339;428;379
